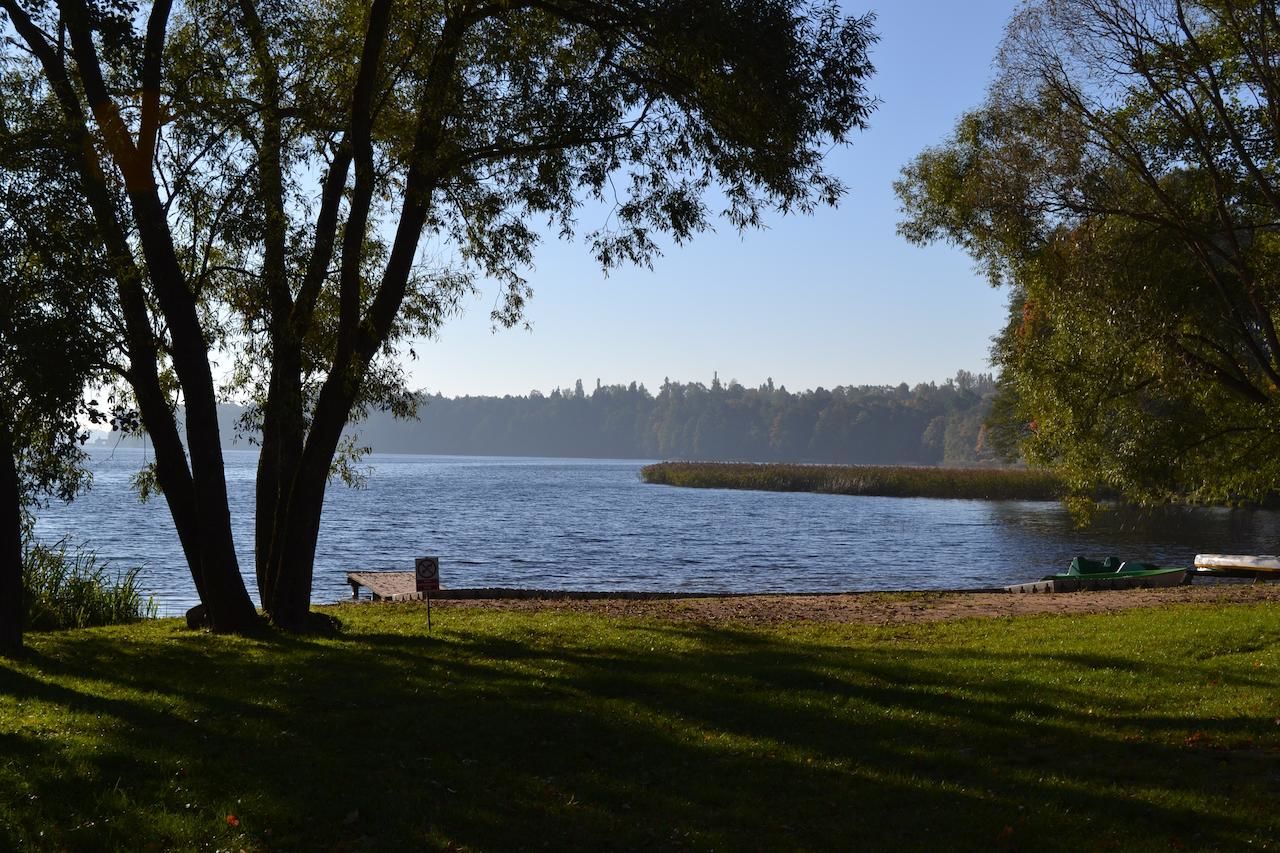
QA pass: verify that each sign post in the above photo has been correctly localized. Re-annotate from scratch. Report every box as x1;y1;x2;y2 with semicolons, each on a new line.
414;557;440;592
415;557;440;632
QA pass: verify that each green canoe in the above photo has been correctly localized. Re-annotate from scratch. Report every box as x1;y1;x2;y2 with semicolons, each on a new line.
1005;556;1190;593
1049;556;1186;581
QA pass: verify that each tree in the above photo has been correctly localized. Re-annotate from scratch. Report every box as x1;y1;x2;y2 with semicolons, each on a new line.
0;69;108;655
0;0;879;630
897;0;1280;505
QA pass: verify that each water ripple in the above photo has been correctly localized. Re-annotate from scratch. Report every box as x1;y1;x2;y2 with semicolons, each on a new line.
31;448;1280;615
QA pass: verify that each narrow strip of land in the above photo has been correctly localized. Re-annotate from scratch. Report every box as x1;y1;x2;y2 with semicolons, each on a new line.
640;461;1064;500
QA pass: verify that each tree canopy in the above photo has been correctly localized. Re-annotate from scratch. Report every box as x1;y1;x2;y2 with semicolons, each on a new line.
0;68;110;653
897;0;1280;506
0;0;879;629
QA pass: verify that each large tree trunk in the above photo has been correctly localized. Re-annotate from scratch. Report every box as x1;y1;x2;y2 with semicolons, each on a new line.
179;384;259;633
116;195;259;633
258;158;446;628
0;420;24;656
261;389;351;630
254;0;398;628
255;340;306;608
117;370;258;633
119;293;257;632
263;475;327;630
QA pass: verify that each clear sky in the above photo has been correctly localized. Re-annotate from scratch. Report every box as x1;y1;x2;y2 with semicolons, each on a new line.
412;1;1021;398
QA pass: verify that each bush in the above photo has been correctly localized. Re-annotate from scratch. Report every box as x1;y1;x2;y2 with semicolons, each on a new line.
22;537;157;630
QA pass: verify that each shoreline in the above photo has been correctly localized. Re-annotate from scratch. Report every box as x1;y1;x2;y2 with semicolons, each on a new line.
339;582;1280;626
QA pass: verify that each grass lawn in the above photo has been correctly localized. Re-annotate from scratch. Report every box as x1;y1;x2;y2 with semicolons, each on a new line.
1;601;1278;851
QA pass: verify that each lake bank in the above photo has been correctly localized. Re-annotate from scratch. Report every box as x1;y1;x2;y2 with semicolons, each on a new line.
3;598;1277;850
393;582;1280;624
641;460;1065;500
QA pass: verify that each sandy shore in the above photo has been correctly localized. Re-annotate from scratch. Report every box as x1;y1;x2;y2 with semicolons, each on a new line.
423;583;1280;626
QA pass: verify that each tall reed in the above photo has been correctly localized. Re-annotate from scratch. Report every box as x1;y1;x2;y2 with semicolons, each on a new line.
640;462;1064;501
23;538;157;630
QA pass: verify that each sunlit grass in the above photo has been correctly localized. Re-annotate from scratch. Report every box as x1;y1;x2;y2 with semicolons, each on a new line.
1;601;1276;850
642;461;1064;501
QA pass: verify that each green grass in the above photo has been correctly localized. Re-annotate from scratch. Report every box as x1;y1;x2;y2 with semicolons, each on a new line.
642;461;1066;501
2;602;1278;851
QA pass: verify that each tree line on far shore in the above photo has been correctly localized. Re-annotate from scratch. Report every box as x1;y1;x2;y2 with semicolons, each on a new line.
326;370;1003;465
105;371;1004;465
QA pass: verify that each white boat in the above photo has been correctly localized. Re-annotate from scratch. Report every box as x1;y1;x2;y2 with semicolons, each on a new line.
1193;555;1280;576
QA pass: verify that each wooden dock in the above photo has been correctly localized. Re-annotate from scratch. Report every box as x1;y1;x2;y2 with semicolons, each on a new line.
347;572;429;601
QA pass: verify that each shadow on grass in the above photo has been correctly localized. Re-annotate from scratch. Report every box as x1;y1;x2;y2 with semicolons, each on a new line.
0;609;1277;851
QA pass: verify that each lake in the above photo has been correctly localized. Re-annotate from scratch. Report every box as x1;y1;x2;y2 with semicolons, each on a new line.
32;447;1280;615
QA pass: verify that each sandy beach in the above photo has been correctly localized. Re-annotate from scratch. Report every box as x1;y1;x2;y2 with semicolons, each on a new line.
416;582;1280;626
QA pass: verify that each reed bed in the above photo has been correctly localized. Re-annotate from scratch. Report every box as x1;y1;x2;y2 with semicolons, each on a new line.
640;461;1064;501
23;538;157;630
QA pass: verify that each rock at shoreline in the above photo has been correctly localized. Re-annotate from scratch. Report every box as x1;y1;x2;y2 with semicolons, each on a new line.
185;604;208;630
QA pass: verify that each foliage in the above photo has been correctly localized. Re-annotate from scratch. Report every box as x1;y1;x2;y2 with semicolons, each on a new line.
22;537;156;631
1;602;1278;849
0;58;114;653
0;0;881;629
641;461;1064;500
0;67;109;504
356;371;1002;464
896;0;1280;506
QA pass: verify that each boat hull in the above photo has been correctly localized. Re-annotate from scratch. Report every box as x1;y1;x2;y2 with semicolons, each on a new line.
1005;568;1189;594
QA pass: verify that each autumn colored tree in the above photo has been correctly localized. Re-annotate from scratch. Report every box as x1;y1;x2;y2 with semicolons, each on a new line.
898;0;1280;505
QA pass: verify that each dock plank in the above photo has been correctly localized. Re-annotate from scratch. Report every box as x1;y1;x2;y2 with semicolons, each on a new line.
347;572;424;601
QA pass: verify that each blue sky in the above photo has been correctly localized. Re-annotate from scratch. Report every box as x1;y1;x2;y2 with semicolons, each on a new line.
413;1;1021;398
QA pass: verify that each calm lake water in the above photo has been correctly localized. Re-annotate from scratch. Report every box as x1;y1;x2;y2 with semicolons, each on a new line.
32;447;1280;615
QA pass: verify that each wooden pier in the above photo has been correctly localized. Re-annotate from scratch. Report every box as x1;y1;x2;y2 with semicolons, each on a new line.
347;572;428;601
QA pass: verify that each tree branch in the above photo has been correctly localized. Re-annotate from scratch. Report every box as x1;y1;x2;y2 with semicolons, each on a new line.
332;0;395;369
139;0;173;163
1174;0;1280;218
1173;341;1272;406
236;0;291;317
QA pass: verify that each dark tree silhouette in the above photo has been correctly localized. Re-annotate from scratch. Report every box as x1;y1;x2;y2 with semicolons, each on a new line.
1;0;879;630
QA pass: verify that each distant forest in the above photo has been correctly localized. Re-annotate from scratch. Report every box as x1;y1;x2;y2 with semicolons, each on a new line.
97;372;1004;465
347;371;1003;465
